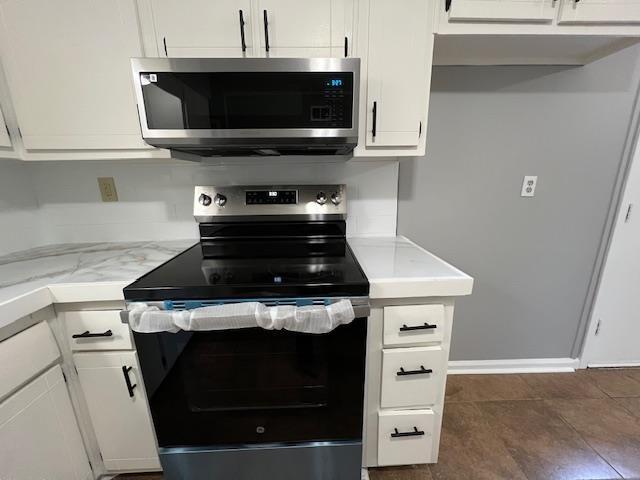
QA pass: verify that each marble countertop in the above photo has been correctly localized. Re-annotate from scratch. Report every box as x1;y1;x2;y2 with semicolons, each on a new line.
0;236;472;341
0;240;195;332
348;236;473;299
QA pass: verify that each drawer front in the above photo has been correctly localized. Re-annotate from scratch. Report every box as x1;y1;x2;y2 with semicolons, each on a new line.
65;311;132;351
380;346;445;408
378;409;435;466
383;305;445;347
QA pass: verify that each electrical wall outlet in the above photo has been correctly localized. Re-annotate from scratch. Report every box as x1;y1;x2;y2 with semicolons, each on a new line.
521;176;537;197
98;177;118;202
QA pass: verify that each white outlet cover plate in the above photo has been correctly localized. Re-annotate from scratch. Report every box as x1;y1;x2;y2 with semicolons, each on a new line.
521;175;537;197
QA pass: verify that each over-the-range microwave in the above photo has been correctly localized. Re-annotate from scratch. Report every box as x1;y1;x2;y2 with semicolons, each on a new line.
131;57;360;158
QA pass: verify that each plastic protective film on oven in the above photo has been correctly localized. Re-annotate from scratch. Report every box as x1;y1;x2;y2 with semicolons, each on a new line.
124;299;355;334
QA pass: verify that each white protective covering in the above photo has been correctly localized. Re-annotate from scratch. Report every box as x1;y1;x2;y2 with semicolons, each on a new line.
127;299;355;334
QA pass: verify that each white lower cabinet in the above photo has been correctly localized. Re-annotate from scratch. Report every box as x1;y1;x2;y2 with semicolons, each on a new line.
381;346;445;408
74;351;160;471
0;365;92;480
377;409;435;467
366;303;453;469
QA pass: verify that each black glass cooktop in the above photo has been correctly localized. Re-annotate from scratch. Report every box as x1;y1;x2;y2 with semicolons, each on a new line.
124;241;369;301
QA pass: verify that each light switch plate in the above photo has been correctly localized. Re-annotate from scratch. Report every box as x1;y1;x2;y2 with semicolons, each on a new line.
98;177;118;202
521;176;537;197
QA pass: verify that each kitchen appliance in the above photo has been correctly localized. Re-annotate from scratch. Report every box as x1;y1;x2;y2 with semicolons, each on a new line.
122;185;369;480
131;58;360;158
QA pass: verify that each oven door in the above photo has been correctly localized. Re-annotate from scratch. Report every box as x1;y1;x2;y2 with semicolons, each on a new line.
133;317;367;448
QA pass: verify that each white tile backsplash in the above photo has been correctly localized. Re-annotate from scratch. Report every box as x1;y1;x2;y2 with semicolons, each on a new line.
0;160;43;255
0;157;399;254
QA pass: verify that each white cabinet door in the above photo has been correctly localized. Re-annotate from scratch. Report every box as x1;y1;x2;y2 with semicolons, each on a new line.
0;107;11;148
256;0;352;57
365;0;433;148
74;351;160;471
558;0;640;24
0;0;149;151
0;365;92;480
152;0;254;57
447;0;556;22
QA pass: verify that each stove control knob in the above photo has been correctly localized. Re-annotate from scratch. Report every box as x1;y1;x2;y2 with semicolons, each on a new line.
330;192;342;205
214;194;227;207
198;193;212;206
316;192;327;205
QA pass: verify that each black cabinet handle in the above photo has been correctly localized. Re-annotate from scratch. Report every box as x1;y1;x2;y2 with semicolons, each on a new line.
399;323;436;332
163;36;168;56
445;0;452;12
72;329;113;339
391;427;425;438
397;365;433;376
263;10;270;53
122;366;137;398
344;36;348;58
239;10;247;53
372;101;377;138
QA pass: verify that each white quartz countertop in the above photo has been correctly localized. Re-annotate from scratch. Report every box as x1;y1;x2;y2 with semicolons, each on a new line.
0;236;472;341
348;236;473;299
0;240;195;334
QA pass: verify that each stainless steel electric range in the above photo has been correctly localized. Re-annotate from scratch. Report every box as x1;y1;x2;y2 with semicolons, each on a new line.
122;185;369;480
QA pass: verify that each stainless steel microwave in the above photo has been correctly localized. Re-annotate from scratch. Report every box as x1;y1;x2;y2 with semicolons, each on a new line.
131;57;360;158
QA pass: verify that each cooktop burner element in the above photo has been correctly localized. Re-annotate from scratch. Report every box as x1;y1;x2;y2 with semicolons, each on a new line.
124;185;368;302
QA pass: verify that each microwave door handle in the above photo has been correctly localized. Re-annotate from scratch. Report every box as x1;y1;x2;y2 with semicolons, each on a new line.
263;10;270;53
239;10;247;53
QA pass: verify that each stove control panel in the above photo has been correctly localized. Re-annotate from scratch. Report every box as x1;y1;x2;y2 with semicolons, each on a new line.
194;185;347;221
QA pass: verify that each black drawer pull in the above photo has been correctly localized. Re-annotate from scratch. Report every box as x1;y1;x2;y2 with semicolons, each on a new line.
399;323;437;332
397;366;433;376
72;329;113;339
391;427;425;438
122;366;137;398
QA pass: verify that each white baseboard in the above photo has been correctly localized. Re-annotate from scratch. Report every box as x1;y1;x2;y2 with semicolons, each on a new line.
448;358;580;374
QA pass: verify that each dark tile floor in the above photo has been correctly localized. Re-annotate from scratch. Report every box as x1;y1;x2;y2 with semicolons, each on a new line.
116;368;640;480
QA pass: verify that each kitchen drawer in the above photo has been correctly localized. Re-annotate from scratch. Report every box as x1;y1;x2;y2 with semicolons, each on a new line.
380;346;445;408
383;305;445;347
65;311;132;351
377;409;434;466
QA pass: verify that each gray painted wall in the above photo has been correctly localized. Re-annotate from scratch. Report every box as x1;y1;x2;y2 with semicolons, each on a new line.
397;45;640;361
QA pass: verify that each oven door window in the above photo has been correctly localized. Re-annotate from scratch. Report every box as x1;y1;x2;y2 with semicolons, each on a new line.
140;72;353;130
134;318;366;447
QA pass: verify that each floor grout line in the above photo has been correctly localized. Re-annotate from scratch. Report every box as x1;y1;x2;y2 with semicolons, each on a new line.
549;400;626;480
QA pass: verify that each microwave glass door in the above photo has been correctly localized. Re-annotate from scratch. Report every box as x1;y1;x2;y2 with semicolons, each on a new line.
134;318;366;448
139;72;354;130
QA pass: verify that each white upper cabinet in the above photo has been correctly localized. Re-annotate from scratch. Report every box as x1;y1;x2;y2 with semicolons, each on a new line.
152;0;253;57
447;0;556;22
143;0;354;59
257;0;352;57
558;0;640;24
363;0;433;151
0;0;149;151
